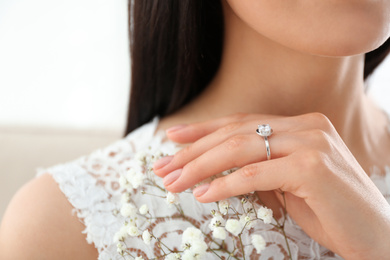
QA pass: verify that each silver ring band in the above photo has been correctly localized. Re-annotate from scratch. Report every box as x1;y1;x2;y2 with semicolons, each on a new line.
256;124;273;160
264;136;271;160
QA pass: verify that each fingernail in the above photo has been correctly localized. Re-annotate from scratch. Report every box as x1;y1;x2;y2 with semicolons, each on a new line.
163;169;182;186
153;156;173;170
193;183;210;197
166;124;187;133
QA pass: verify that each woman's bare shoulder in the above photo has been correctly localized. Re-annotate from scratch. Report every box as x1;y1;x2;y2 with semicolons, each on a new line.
0;174;98;259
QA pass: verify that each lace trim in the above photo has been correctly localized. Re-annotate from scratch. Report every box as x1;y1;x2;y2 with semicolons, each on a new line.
37;163;120;252
36;118;160;253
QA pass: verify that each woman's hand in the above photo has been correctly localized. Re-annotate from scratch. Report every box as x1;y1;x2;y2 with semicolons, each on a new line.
153;113;390;259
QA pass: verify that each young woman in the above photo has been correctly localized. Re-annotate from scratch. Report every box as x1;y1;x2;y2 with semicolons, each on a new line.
1;0;390;259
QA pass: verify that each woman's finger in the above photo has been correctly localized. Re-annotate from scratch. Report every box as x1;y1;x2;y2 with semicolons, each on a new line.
155;121;258;177
154;114;333;177
166;113;280;144
162;128;332;193
156;118;289;176
163;132;297;193
192;156;298;203
166;112;333;144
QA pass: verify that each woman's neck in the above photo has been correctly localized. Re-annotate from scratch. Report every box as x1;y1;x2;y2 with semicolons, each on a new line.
181;3;366;138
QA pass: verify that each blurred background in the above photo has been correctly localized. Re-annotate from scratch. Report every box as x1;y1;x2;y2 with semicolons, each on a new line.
0;0;389;219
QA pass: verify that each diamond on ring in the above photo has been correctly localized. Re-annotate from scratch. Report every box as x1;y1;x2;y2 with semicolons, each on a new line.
256;124;273;160
256;124;273;137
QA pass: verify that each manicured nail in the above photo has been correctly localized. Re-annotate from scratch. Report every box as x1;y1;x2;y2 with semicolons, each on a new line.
193;183;210;197
163;169;182;186
166;124;187;133
153;156;173;170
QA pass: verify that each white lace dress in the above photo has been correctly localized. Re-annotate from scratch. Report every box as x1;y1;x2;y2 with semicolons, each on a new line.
36;117;390;260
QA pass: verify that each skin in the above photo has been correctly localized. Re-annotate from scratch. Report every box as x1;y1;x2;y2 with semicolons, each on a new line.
222;0;390;56
1;0;390;259
0;174;99;259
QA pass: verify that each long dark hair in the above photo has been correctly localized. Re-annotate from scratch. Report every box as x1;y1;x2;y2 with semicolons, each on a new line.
124;0;390;136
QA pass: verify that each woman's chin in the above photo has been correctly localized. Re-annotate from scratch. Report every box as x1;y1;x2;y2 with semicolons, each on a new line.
291;30;390;57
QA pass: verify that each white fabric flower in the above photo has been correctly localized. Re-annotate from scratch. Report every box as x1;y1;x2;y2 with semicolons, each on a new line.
240;214;253;230
125;169;145;189
132;172;146;189
182;250;199;260
257;206;273;224
116;243;124;254
182;241;207;260
225;219;242;236
127;218;136;226
119;175;132;189
113;226;128;242
218;200;229;215
243;201;255;215
120;203;137;218
153;151;164;161
251;234;266;254
166;192;180;205
142;230;152;245
212;227;226;240
189;239;208;256
208;215;224;231
165;253;181;260
135;151;147;163
182;227;203;245
139;204;149;215
121;192;131;204
127;225;140;237
117;247;124;254
181;227;207;257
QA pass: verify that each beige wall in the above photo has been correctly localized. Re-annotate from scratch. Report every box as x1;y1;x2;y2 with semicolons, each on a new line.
0;127;120;219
